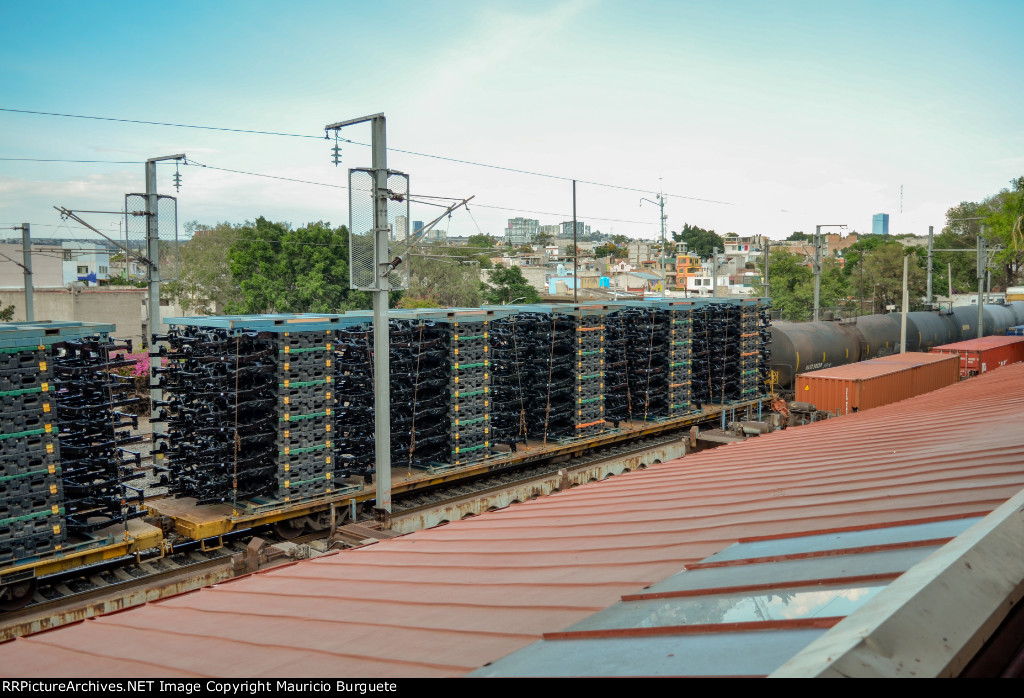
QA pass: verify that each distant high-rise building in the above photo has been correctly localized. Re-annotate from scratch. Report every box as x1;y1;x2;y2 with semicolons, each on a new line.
412;220;424;238
506;217;540;245
538;224;561;238
393;215;409;242
561;221;590;238
872;213;889;236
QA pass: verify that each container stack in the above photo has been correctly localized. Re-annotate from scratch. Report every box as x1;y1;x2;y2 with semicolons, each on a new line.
158;315;349;506
489;312;541;449
0;321;134;563
488;304;607;441
734;299;765;403
604;304;669;422
388;317;451;469
274;329;336;502
690;303;713;406
439;310;493;467
666;301;696;417
757;300;773;390
602;310;630;426
333;323;375;478
53;335;145;532
156;326;278;504
570;307;607;437
0;334;64;564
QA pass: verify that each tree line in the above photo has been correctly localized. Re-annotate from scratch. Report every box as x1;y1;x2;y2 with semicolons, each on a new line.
163;219;538;315
759;177;1024;321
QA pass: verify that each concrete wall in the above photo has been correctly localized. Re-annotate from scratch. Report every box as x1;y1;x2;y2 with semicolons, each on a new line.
0;287;185;347
0;245;65;288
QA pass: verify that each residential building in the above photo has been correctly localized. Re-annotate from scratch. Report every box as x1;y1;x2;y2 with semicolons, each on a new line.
505;218;540;245
560;221;590;239
61;242;109;286
675;252;703;291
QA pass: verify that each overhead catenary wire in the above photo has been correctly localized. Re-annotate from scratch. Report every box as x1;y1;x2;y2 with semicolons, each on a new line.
1;107;734;206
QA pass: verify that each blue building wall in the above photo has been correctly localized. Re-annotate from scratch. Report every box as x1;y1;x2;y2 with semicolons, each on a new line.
872;213;889;235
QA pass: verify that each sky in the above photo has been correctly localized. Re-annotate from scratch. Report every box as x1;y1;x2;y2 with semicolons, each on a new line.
1;0;1022;245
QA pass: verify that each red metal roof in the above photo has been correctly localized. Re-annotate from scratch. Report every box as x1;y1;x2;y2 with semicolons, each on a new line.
933;336;1024;351
3;365;1024;677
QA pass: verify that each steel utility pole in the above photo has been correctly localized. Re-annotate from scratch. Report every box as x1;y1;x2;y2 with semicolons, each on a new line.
641;192;666;295
146;154;185;407
813;224;846;322
16;223;34;321
572;180;578;303
974;225;983;337
926;226;934;304
712;248;719;298
324;113;393;525
977;226;986;339
900;254;909;353
763;239;770;299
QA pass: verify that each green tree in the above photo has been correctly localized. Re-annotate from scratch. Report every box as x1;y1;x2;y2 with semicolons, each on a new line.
594;243;625;259
163;222;243;314
482;266;541;305
0;304;14;322
466;233;497;250
535;231;554;247
406;254;484;308
227;218;389;313
785;231;810;241
842;234;893;277
850;244;927;313
673;223;724;258
754;251;850;321
936;179;1024;292
984;177;1024;288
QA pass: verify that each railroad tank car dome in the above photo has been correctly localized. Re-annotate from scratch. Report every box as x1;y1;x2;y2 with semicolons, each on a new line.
769;321;859;389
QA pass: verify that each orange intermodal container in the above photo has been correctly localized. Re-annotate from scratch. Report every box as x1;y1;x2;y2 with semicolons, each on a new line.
930;335;1024;378
794;352;960;415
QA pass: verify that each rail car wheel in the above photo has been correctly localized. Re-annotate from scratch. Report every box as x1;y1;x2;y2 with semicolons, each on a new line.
0;579;37;611
274;517;306;540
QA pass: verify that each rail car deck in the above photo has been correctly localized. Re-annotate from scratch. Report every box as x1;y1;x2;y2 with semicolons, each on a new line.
148;397;769;540
0;518;163;603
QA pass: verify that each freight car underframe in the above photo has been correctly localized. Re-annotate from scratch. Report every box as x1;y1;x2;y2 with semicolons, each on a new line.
152;396;771;541
1;396;770;611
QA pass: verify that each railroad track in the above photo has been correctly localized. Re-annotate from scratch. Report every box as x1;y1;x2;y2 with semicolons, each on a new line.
0;421;728;636
392;430;686;515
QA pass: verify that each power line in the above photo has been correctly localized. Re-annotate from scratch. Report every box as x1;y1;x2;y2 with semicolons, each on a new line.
184;159;348;190
182;159;658;226
2;107;734;206
0;157;143;164
0;108;323;140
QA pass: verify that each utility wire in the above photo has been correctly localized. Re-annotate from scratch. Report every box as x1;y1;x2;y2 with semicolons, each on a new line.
0;108;323;140
0;157;143;164
182;159;658;226
184;159;348;190
1;107;734;205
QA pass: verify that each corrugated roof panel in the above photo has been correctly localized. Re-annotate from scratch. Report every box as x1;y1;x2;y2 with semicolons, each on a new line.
472;628;830;677
933;335;1024;351
635;546;943;596
2;364;1023;677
